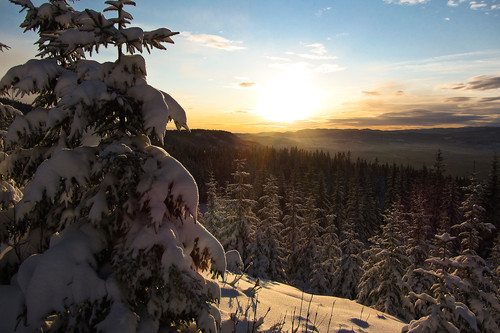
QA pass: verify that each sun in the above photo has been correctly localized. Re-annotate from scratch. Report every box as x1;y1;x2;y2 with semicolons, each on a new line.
257;69;321;122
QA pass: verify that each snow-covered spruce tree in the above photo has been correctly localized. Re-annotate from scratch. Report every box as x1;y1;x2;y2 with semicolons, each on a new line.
288;194;323;291
309;210;340;295
309;244;334;295
203;171;227;241
0;100;23;284
247;174;285;281
0;41;22;155
0;41;19;138
222;159;258;264
357;204;413;321
427;150;448;234
330;167;347;233
439;181;461;236
332;215;365;300
281;181;306;284
406;189;433;267
454;171;493;255
403;189;435;318
452;253;500;332
0;1;225;332
0;40;25;285
449;173;500;332
404;233;478;333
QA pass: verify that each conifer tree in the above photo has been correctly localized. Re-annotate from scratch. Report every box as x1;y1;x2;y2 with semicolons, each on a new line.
405;233;478;333
331;167;347;232
333;216;365;300
401;189;437;320
309;210;340;295
454;172;493;255
452;253;500;332
203;171;226;241
426;150;448;234
358;204;413;320
222;159;258;264
440;181;461;236
0;43;23;263
0;1;225;331
282;182;306;284
450;173;500;332
384;163;402;208
247;174;285;281
289;194;323;290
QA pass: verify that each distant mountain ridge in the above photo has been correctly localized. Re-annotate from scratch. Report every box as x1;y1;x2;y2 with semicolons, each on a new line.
163;129;251;150
2;96;496;177
236;127;500;177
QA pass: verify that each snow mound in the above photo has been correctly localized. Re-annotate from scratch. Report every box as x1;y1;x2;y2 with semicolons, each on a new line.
218;273;407;333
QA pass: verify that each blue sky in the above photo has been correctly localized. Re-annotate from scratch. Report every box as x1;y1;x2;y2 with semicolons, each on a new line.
1;0;499;132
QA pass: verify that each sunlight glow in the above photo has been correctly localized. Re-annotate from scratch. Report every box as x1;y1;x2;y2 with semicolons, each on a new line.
257;69;321;122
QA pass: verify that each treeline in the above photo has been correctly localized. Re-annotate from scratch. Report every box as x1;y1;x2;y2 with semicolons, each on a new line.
168;142;500;331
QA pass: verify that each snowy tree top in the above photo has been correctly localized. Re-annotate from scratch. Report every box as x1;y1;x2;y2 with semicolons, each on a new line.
1;0;188;145
10;0;178;63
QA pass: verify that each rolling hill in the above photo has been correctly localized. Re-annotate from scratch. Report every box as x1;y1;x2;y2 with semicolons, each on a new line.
236;127;500;177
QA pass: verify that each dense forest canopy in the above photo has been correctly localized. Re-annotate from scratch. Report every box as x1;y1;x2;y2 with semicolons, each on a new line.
167;130;500;331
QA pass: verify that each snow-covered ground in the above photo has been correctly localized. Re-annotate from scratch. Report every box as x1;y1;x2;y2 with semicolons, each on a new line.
219;273;407;333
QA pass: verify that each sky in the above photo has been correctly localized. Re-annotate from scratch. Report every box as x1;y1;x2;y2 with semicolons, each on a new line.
0;0;499;133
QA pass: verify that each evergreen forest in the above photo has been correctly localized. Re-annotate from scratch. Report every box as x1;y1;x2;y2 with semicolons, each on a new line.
168;134;500;331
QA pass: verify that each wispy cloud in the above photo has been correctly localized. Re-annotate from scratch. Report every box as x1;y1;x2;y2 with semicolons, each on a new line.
360;83;406;97
267;43;345;74
237;82;257;88
305;43;328;55
316;7;332;16
447;0;499;12
182;32;246;51
384;0;429;5
298;43;339;63
328;85;500;128
328;109;489;127
387;0;499;12
470;1;488;10
228;77;258;90
465;75;500;90
480;96;500;102
445;96;473;102
446;75;500;91
362;91;382;96
379;50;500;75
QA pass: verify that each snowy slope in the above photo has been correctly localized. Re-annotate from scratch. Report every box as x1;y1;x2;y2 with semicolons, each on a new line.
219;273;407;333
